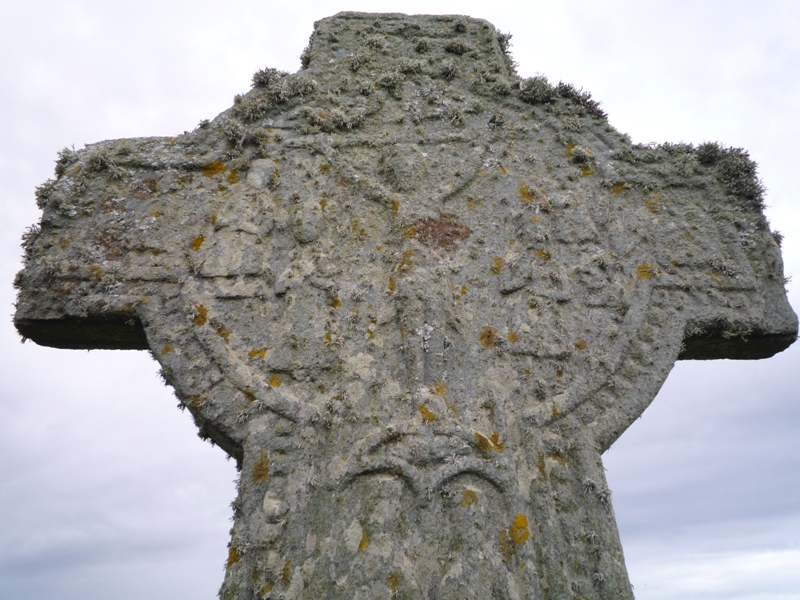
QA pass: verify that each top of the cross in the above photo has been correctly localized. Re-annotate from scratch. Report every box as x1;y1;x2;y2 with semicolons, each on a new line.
302;12;516;79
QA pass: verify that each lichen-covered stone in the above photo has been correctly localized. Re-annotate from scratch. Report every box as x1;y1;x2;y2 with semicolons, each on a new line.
13;12;797;599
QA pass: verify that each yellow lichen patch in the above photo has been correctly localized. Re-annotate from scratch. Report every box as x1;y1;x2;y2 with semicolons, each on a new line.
243;388;256;403
511;514;530;544
475;431;505;453
564;143;576;157
397;249;414;272
216;326;232;341
227;547;240;567
551;406;559;418
226;170;240;184
210;214;217;226
190;236;204;251
319;163;331;174
260;582;274;594
388;572;402;593
249;348;266;359
478;326;498;349
530;215;539;223
580;167;595;177
252;452;270;483
190;395;202;408
418;404;436;422
612;181;628;195
636;263;655;280
574;339;587;350
193;305;208;326
330;295;342;309
644;195;662;213
88;265;103;280
388;276;396;292
358;529;369;552
269;374;282;388
507;331;519;343
556;369;564;378
390;199;400;214
536;248;551;261
490;256;504;275
281;560;291;587
461;489;479;507
403;225;416;238
161;344;173;354
517;181;535;202
202;160;226;178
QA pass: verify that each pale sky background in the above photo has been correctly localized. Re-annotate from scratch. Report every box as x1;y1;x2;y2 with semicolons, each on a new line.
1;1;799;599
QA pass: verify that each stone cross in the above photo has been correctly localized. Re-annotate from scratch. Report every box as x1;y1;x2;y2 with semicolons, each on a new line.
14;12;797;600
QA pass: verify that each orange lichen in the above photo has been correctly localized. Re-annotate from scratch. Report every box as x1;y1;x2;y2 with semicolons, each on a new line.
490;256;504;275
636;263;655;280
612;181;628;195
193;305;208;326
227;547;240;567
161;344;173;354
418;404;436;422
536;248;551;261
388;276;396;292
268;374;282;388
319;163;331;174
190;395;202;408
390;199;400;214
397;249;414;272
644;195;662;213
556;369;564;378
88;265;103;280
216;326;232;341
511;514;530;544
580;167;595;177
319;198;327;211
475;431;505;453
330;295;342;309
574;339;587;350
460;489;479;507
403;226;416;238
249;348;266;359
388;572;401;593
530;215;539;223
358;529;369;552
190;236;205;251
226;170;240;184
507;331;519;343
564;144;576;157
281;560;291;587
202;160;226;178
252;452;270;483
478;326;498;349
518;181;536;203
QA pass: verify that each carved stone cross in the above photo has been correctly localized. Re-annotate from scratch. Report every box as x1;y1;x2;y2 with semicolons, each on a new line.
14;12;797;600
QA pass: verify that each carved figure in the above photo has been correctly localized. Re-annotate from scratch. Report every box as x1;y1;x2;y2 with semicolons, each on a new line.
14;12;796;599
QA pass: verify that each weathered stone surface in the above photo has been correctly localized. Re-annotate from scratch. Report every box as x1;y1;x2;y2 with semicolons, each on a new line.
13;11;797;599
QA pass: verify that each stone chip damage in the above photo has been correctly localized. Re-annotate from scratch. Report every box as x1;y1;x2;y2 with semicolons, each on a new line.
13;11;797;600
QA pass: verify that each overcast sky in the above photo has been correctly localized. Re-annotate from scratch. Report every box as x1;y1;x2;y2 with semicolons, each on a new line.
1;1;799;599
